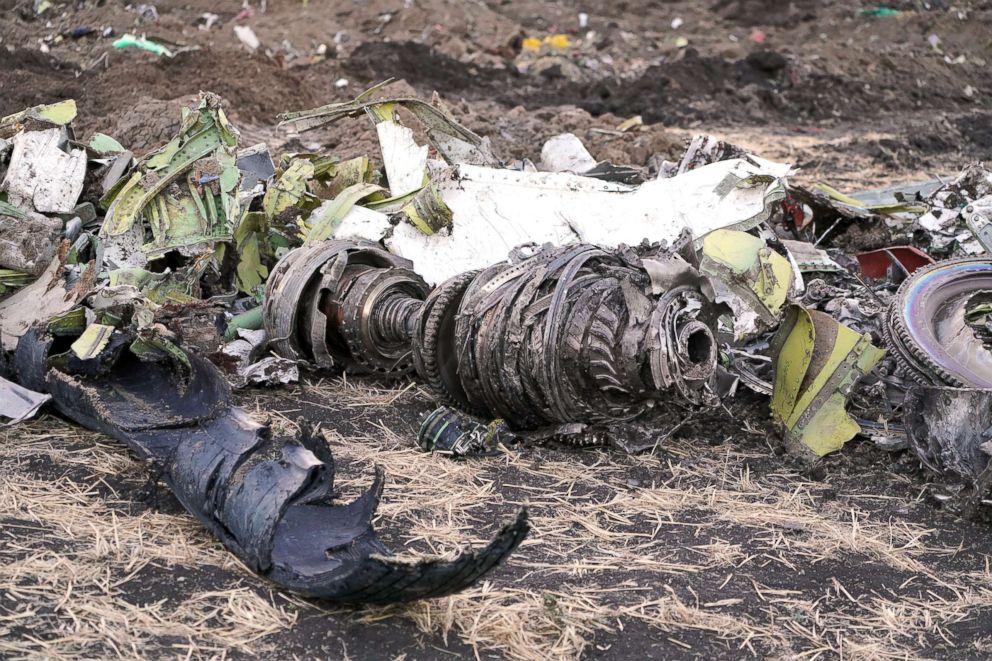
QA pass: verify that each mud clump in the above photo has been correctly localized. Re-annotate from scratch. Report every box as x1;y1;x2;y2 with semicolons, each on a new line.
957;112;992;151
579;48;782;123
96;96;189;156
710;0;819;26
346;41;518;95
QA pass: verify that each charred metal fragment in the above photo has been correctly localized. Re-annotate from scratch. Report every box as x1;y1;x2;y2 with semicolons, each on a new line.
263;240;429;374
903;386;992;515
418;406;510;456
412;242;723;430
13;319;528;603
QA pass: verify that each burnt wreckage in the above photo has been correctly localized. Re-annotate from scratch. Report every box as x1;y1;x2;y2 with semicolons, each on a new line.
8;91;992;609
264;236;725;447
263;240;430;376
12;315;528;603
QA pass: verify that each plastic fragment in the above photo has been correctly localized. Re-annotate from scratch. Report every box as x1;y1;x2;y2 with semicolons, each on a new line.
521;34;571;51
540;133;598;173
112;34;173;57
859;7;899;16
233;25;260;51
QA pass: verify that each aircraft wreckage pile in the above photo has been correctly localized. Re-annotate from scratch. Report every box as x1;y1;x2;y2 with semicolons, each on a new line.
2;90;992;601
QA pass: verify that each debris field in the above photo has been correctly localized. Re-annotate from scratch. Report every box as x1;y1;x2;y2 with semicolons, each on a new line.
2;1;992;660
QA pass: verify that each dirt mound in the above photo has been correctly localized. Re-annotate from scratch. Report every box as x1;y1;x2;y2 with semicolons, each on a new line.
344;38;984;130
0;49;83;116
98;95;190;156
580;48;782;122
73;50;324;128
346;41;518;95
347;41;787;125
957;112;992;150
710;0;819;26
0;47;331;144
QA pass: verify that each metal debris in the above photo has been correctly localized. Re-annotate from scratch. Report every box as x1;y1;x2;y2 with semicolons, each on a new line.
412;241;723;429
101;93;243;268
13;311;528;602
263;240;429;374
0;242;93;350
884;257;992;389
280;88;500;167
278;102;791;285
913;165;992;258
0;206;63;276
418;406;510;456
219;328;299;388
387;158;790;284
770;306;885;458
0;99;77;132
2;127;87;214
903;386;992;514
856;246;934;282
0;375;51;425
699;228;795;337
656;134;749;178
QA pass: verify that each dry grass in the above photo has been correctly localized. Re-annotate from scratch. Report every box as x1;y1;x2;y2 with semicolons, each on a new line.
3;376;992;660
0;422;298;659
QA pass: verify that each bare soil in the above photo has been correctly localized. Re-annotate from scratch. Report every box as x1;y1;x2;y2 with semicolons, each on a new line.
3;1;992;659
2;0;991;183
